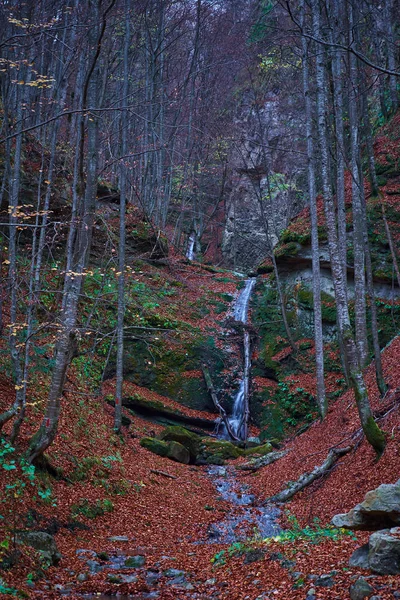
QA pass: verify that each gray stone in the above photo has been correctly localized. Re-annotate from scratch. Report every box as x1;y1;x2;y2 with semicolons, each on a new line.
349;544;370;569
368;529;400;575
164;568;185;578
108;535;129;542
349;577;375;600
332;479;400;531
86;560;101;573
146;571;162;585
205;578;216;585
76;548;96;557
246;437;261;447
124;555;146;568
16;531;61;566
315;573;335;587
77;573;88;582
166;576;186;586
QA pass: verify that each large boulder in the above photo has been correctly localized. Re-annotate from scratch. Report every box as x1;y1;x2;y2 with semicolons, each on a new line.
16;531;61;566
348;528;400;575
140;437;169;457
368;527;400;575
158;426;201;462
167;441;190;465
332;479;400;531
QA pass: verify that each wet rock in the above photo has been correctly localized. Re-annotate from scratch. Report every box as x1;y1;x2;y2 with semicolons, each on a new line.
349;577;375;600
124;555;146;568
315;573;335;587
349;543;370;569
368;528;400;574
146;571;162;585
76;548;96;557
332;479;400;531
86;560;101;573
247;436;261;447
16;531;61;566
164;568;186;578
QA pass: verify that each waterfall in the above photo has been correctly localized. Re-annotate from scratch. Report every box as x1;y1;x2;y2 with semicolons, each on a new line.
186;232;196;261
223;278;256;441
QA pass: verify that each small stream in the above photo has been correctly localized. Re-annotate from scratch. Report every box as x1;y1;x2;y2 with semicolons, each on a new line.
71;277;281;599
206;466;280;544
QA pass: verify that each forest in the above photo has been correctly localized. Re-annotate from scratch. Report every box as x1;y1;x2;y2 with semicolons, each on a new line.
0;0;400;598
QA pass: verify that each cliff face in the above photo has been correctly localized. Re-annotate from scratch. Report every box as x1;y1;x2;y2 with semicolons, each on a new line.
222;90;306;271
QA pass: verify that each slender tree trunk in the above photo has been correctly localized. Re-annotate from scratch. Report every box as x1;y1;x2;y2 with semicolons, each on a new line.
115;0;130;432
348;3;368;367
301;0;326;418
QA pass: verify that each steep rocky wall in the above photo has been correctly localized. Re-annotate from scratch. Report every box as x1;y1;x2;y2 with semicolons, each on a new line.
222;91;306;271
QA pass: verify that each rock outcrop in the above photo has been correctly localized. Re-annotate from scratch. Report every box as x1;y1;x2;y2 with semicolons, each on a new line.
332;479;400;531
333;479;400;575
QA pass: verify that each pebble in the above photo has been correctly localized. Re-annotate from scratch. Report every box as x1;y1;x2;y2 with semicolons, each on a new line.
77;573;88;582
108;535;129;542
205;578;216;585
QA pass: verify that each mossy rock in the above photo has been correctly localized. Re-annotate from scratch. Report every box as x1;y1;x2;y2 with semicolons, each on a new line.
274;242;300;259
140;437;169;457
243;442;273;457
158;426;201;461
257;260;274;275
167;441;190;464
201;439;243;460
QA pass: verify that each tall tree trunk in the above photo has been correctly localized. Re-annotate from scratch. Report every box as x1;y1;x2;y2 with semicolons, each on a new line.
301;0;326;418
348;2;368;367
114;0;130;432
312;0;385;455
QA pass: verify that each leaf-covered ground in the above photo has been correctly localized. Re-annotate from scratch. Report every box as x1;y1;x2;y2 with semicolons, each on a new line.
0;254;399;598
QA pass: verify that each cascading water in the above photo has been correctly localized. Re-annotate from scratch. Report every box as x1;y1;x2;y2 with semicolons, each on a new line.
186;232;196;261
223;278;256;441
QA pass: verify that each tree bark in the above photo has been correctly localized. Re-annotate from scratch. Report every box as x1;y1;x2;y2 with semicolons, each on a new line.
301;0;326;418
262;446;352;504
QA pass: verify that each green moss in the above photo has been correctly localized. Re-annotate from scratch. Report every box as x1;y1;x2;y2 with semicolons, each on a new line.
280;229;311;245
201;439;243;460
243;442;272;457
363;416;386;457
140;437;169;457
274;242;300;259
158;426;201;461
